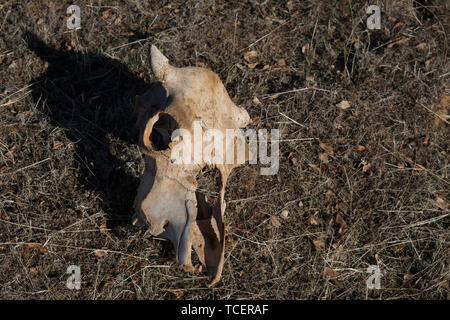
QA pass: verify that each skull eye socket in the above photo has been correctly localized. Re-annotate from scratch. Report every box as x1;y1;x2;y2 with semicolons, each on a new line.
149;113;179;151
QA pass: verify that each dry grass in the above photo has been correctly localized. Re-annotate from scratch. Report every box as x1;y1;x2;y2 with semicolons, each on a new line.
0;0;449;299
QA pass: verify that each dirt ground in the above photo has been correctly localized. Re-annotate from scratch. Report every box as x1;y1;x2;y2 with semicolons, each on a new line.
0;0;449;299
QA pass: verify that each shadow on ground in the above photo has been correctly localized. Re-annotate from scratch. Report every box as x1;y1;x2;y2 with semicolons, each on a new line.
25;31;149;230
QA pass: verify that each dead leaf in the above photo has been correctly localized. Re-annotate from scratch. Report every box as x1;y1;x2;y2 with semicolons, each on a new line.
313;239;325;250
302;44;309;54
391;244;406;252
269;93;280;100
287;0;294;11
323;267;338;279
52;141;64;150
362;161;371;172
387;38;408;48
164;288;185;298
242;166;259;191
247;62;258;69
278;59;286;66
337;100;350;110
94;248;108;257
290;156;299;166
26;243;47;253
425;57;435;69
388;16;397;22
280;210;289;220
403;274;413;283
436;197;449;210
335;214;348;234
8;61;18;69
235;63;245;71
5;145;18;157
306;76;316;88
440;96;450;108
243;50;258;63
319;141;334;157
405;157;425;170
270;215;281;228
337;202;349;213
416;42;426;50
434;96;449;127
333;119;345;130
310;216;320;225
29;266;40;274
102;9;111;19
356;145;366;151
253;96;261;105
332;242;343;250
319;152;329;163
65;40;75;51
100;220;108;234
261;64;270;71
114;17;122;25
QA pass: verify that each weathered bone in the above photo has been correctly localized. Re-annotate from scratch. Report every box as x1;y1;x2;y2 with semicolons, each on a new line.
132;45;251;286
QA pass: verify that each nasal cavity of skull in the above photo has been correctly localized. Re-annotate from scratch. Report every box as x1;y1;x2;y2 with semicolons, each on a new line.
150;113;179;151
195;167;221;211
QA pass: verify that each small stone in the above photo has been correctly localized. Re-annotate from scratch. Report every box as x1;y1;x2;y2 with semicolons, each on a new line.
270;215;281;228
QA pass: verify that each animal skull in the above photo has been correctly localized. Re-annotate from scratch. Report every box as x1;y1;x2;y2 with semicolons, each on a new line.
132;45;251;286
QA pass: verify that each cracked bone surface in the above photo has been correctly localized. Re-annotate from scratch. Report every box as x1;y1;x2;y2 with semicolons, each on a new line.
132;45;251;286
